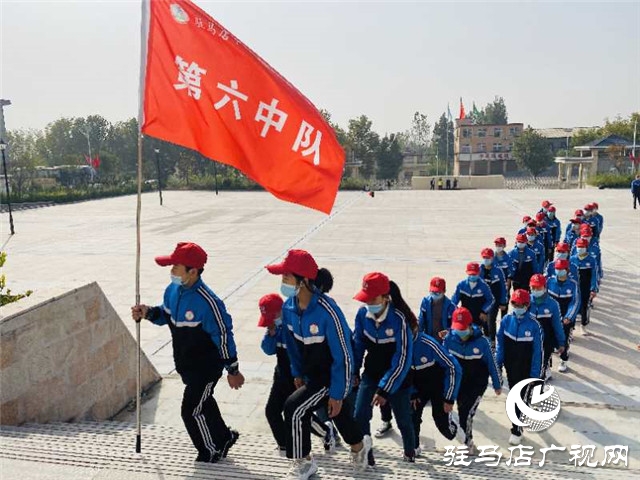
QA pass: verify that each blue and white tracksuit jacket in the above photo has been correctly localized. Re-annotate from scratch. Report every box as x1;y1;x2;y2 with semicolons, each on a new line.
528;294;565;349
547;276;580;324
545;258;579;280
570;254;600;294
546;216;562;245
353;304;412;398
411;333;461;404
496;311;544;380
480;264;508;307
451;278;495;323
494;252;514;281
261;323;293;379
418;295;455;337
443;325;502;393
571;239;603;281
282;292;354;401
148;278;238;383
527;239;547;273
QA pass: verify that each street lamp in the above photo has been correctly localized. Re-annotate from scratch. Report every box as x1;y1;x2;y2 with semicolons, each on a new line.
433;134;440;177
1;140;15;235
153;148;163;206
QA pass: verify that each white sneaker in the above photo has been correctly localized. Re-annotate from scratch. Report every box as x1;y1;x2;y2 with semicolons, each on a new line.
275;446;287;458
374;421;393;438
509;433;522;446
350;435;372;471
467;442;479;456
286;457;318;480
414;445;423;457
558;361;568;373
581;325;591;336
323;421;337;453
545;369;552;381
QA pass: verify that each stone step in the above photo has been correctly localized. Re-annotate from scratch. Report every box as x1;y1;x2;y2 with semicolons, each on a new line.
0;421;633;479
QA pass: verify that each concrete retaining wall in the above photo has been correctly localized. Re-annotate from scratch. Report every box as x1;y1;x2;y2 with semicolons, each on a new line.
412;175;505;190
0;282;161;425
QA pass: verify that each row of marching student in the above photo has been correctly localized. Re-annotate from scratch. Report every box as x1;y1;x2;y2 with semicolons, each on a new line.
130;198;605;479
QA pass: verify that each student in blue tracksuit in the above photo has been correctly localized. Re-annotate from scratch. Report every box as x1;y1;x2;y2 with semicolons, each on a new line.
517;215;533;235
411;332;461;455
632;175;640;209
545;242;578;279
132;242;243;463
570;239;599;336
572;224;603;284
509;234;540;291
266;249;370;478
479;248;508;344
583;204;601;239
444;307;502;455
259;294;335;457
496;289;544;446
493;237;514;293
546;259;580;373
546;205;562;252
534;212;554;262
451;262;495;335
525;226;546;273
528;275;565;381
353;272;416;462
591;202;604;237
564;218;582;246
418;276;455;341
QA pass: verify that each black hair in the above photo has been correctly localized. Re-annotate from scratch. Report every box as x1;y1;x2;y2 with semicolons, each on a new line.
186;266;204;276
294;267;334;294
388;280;418;334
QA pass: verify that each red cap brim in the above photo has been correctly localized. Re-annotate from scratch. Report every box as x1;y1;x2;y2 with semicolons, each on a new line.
155;255;175;267
429;286;444;293
257;315;273;328
266;263;287;275
354;290;376;303
451;320;471;330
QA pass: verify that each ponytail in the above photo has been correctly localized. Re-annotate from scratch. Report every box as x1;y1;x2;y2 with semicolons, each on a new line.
294;267;334;294
389;280;418;334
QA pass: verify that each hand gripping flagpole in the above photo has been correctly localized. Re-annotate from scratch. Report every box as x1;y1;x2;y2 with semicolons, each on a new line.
136;0;150;454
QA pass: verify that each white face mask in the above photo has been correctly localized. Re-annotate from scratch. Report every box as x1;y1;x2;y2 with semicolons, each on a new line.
495;246;505;253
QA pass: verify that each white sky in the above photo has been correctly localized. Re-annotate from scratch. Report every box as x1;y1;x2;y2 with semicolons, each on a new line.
1;0;638;134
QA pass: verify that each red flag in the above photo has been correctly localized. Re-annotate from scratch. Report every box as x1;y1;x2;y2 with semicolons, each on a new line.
459;98;466;120
92;155;101;169
140;0;345;214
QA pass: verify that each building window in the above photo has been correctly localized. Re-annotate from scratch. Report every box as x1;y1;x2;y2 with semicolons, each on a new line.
462;144;471;153
493;143;502;152
478;143;486;152
477;128;487;138
509;127;520;136
462;128;473;138
507;143;513;152
494;128;502;138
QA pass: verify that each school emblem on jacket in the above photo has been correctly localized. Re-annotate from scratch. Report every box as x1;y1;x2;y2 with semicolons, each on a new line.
386;328;394;337
525;331;531;337
185;310;195;321
473;348;480;354
544;309;550;314
310;324;319;335
421;356;428;364
566;289;571;294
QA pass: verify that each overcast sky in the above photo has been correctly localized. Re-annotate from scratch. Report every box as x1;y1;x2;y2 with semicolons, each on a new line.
1;0;638;134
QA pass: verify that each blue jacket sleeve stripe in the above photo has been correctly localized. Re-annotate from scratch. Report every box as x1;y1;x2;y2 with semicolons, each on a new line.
566;280;580;321
382;310;410;394
424;336;457;401
318;298;352;400
531;318;544;378
482;336;502;389
197;287;232;360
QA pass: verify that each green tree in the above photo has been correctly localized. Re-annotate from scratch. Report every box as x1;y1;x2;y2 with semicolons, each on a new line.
408;112;430;156
0;252;33;306
513;127;553;178
482;96;508;124
376;133;403;180
5;129;45;198
347;115;379;179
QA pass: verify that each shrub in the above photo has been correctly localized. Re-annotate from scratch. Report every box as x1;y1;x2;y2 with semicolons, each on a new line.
0;252;33;307
587;173;635;189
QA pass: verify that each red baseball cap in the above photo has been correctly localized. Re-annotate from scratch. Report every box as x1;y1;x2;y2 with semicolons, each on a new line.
554;259;570;270
155;242;208;269
576;238;589;248
494;236;507;246
258;293;284;327
541;200;552;208
580;224;592;233
266;249;318;280
522;215;532;224
569;218;581;224
481;248;494;259
451;307;473;330
535;212;546;222
592;202;599;209
556;242;570;253
510;289;530;305
516;233;527;243
584;203;594;211
526;227;537;235
530;274;546;289
548;205;557;213
354;272;390;302
429;277;446;293
574;209;584;217
466;262;480;275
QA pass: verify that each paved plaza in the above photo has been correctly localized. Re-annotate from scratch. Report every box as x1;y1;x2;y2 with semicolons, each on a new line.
1;188;639;478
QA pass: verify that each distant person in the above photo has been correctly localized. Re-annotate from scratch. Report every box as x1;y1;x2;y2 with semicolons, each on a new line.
445;178;451;190
437;178;443;190
632;174;640;209
453;178;458;189
131;242;243;464
430;178;436;190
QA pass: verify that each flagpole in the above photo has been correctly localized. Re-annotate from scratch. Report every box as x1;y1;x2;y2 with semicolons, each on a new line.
446;115;450;177
135;0;150;454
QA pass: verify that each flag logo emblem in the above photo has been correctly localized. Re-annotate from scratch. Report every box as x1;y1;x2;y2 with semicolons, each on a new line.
310;324;319;335
185;310;195;321
170;4;189;24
